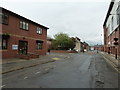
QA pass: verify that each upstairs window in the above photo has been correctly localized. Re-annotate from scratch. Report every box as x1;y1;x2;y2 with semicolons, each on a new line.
0;13;9;25
117;5;120;25
20;21;29;30
36;27;42;34
111;17;114;31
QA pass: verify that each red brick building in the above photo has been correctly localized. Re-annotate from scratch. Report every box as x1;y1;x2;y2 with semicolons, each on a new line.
46;37;53;51
0;7;49;59
103;0;120;59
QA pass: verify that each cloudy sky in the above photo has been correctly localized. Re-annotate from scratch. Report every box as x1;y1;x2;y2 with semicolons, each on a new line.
1;0;111;46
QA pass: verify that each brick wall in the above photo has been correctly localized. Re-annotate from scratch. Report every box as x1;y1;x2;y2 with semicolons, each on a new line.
1;8;48;59
50;50;78;53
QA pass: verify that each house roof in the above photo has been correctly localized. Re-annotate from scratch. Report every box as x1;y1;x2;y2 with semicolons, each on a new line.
103;0;114;26
1;7;49;29
75;37;81;41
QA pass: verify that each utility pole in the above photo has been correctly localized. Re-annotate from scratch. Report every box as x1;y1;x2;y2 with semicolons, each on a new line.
97;44;98;53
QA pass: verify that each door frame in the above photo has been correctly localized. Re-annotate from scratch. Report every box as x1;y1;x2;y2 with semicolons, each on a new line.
18;40;28;55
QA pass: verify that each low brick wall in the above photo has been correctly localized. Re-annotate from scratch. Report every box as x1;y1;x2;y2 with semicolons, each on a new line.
16;53;39;60
50;50;78;53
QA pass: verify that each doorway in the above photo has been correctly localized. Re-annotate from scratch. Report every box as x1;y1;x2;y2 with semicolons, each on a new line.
18;40;28;55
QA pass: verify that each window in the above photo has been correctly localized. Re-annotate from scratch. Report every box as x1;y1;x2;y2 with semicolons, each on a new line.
0;13;9;24
20;21;29;30
111;16;114;31
36;27;42;34
0;13;2;24
117;5;120;25
0;38;8;50
36;40;43;49
107;24;110;36
23;22;26;29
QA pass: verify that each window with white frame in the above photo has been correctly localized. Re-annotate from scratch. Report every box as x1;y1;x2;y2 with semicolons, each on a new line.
111;16;114;31
36;27;42;34
107;24;110;36
117;5;120;25
20;21;29;30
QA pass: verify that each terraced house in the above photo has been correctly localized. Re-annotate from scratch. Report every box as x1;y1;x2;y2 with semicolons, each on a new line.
0;7;49;59
103;0;120;59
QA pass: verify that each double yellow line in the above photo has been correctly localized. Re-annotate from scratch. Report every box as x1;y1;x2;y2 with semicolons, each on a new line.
102;55;120;73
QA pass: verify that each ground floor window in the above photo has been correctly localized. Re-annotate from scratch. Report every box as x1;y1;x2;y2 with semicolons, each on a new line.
36;40;43;49
0;38;8;50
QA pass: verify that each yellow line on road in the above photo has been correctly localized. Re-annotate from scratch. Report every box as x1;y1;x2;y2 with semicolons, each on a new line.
52;58;60;60
102;55;120;73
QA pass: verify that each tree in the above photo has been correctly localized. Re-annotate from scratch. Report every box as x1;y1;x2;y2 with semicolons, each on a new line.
69;37;76;50
52;33;75;50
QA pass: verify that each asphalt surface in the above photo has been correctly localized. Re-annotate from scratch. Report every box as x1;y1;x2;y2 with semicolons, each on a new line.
2;51;119;88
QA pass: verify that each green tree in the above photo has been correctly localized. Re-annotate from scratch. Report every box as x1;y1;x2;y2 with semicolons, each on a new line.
52;33;75;50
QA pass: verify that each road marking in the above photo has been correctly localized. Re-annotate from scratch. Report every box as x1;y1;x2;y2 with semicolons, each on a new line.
102;55;120;73
67;56;70;58
35;72;40;74
1;85;6;88
24;77;28;79
52;58;60;60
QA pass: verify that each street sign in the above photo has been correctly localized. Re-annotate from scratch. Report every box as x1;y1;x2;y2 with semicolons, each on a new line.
114;42;118;45
114;38;118;41
12;45;18;50
114;38;118;46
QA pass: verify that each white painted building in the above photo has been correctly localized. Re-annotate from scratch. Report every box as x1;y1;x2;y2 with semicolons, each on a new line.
103;0;120;59
74;37;81;52
106;0;120;36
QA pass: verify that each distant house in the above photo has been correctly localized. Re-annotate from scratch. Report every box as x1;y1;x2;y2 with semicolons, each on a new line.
82;42;89;52
74;37;81;52
0;7;49;59
47;37;53;51
94;45;104;51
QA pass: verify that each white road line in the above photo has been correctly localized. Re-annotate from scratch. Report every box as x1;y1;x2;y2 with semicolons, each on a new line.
1;85;6;88
35;72;40;74
24;77;28;79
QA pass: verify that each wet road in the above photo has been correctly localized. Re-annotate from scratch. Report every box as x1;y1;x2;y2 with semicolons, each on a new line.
2;51;118;88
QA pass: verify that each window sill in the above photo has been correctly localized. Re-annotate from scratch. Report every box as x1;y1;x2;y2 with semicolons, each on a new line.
20;28;29;31
37;33;42;35
36;49;42;50
0;49;8;51
0;23;8;25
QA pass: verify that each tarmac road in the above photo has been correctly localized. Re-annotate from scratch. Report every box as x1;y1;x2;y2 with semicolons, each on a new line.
2;51;119;88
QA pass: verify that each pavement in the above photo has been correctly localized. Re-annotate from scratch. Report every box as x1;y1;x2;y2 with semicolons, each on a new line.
1;52;71;74
99;51;120;73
